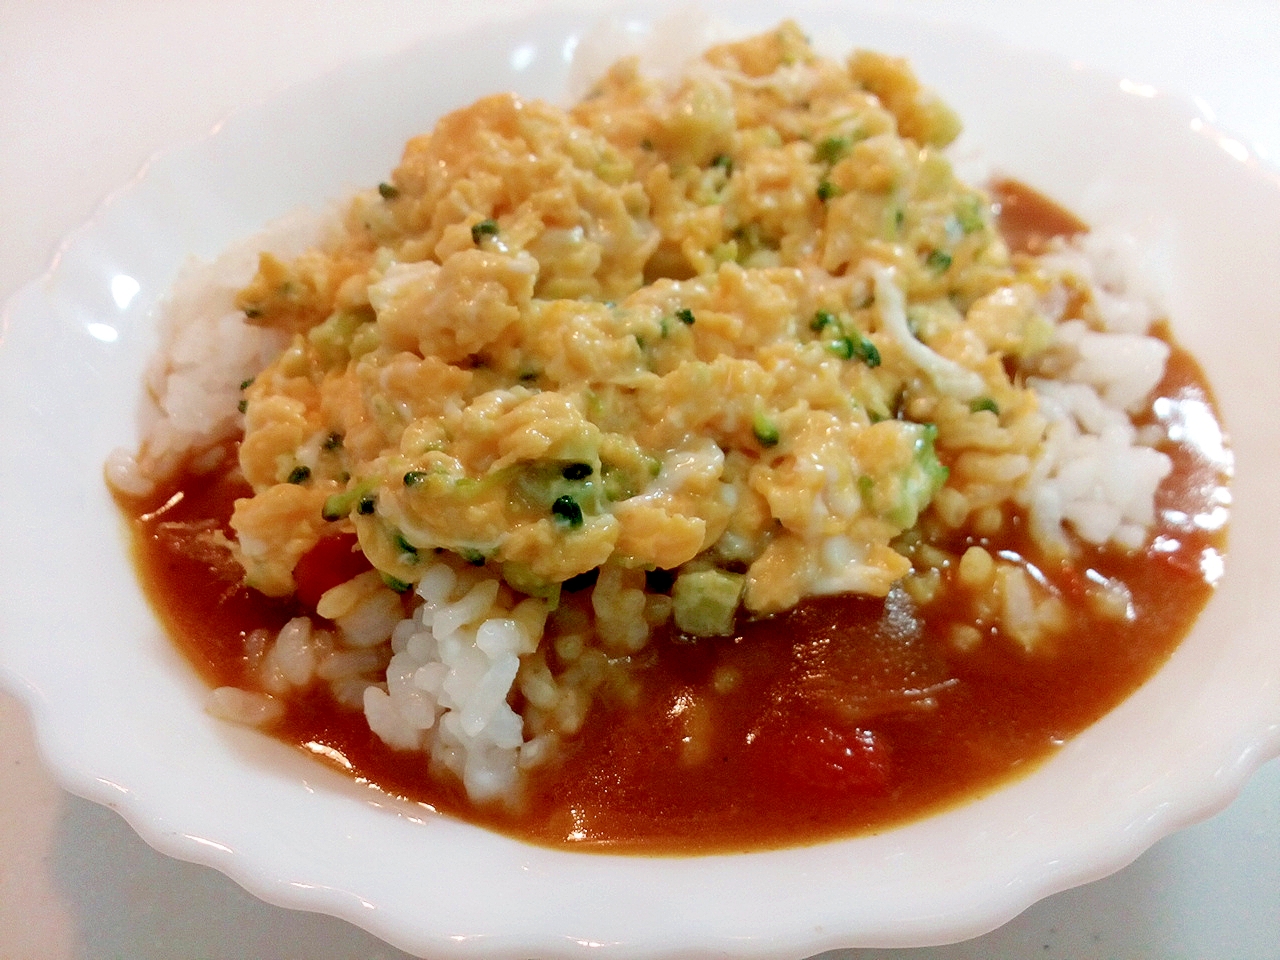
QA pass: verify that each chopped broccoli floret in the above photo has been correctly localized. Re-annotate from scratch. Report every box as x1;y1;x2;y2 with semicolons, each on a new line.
886;423;949;528
551;495;584;528
321;479;377;521
471;218;499;244
752;410;780;447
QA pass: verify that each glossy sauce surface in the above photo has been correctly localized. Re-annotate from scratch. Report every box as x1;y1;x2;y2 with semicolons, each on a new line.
121;183;1229;852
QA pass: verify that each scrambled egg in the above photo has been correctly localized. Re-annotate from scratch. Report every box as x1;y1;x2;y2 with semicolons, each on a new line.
230;23;1057;625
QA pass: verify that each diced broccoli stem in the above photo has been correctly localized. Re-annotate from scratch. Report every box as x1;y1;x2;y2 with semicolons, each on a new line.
956;195;986;233
501;562;562;604
673;569;745;637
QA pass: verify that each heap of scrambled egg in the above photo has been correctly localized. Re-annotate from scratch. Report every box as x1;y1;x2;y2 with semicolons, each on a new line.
229;23;1054;627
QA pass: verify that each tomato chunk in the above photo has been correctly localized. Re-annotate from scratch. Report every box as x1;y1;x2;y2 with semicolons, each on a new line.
751;705;892;798
787;721;891;795
292;533;372;609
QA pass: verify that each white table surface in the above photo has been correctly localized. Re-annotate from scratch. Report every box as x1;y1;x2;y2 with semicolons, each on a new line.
2;1;1277;957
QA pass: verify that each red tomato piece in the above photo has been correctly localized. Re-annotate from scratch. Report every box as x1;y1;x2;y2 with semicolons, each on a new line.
751;705;892;798
292;533;372;610
786;721;891;796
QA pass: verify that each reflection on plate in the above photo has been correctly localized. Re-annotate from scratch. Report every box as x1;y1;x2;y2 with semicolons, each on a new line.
1;3;1278;957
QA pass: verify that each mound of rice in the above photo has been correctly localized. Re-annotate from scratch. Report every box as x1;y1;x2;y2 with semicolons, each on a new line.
111;26;1182;808
106;206;340;498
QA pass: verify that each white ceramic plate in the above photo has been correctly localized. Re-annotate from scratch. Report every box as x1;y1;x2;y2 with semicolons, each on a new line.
2;3;1278;957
